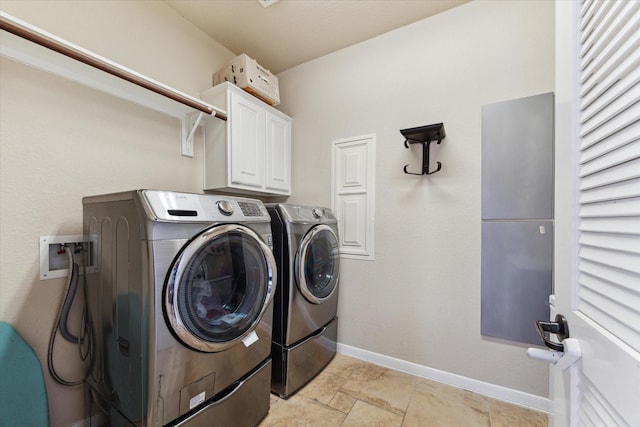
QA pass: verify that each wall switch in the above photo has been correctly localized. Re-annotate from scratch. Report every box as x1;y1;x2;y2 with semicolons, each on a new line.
258;0;280;8
39;235;96;280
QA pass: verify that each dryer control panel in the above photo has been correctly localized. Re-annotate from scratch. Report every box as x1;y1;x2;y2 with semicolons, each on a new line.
276;204;338;224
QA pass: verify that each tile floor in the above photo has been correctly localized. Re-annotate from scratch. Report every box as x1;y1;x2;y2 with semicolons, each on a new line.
259;353;549;427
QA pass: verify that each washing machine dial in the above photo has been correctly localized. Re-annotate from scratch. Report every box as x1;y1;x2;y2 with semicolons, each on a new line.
312;208;324;218
217;200;234;216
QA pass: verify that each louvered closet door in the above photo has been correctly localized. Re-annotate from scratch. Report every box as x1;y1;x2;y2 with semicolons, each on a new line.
553;1;640;426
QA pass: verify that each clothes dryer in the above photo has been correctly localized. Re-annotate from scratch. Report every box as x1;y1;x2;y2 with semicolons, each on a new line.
267;204;340;398
83;190;276;426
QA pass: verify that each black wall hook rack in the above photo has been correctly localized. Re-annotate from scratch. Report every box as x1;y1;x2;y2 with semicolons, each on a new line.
401;123;446;175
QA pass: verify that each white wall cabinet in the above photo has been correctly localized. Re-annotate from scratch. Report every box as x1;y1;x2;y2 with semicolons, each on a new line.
201;82;291;196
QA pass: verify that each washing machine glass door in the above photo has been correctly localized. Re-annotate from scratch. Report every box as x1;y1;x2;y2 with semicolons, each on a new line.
295;224;340;304
165;224;276;352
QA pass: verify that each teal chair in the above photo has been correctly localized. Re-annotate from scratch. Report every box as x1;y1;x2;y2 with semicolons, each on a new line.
0;321;49;426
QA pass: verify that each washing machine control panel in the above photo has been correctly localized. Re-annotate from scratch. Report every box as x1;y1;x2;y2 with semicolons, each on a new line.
142;190;269;222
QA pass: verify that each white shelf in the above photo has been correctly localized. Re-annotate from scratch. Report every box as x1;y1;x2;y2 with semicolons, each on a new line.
0;11;226;157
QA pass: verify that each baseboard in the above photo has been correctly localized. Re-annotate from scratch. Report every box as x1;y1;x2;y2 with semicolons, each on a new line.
336;343;552;414
67;413;106;427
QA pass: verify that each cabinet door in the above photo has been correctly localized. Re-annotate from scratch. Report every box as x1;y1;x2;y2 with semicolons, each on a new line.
264;111;291;193
229;91;265;189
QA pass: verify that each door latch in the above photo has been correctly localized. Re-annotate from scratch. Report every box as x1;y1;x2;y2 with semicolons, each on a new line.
535;314;569;352
528;313;581;370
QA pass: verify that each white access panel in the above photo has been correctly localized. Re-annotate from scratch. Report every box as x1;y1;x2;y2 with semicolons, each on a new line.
338;195;367;254
332;134;375;260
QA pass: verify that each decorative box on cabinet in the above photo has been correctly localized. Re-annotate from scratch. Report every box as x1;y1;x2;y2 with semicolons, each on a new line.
201;82;292;196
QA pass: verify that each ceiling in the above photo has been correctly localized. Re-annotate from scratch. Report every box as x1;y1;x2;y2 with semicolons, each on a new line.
162;0;471;74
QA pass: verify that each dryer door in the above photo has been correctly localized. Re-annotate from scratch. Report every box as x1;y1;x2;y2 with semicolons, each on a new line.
295;224;340;304
164;224;276;352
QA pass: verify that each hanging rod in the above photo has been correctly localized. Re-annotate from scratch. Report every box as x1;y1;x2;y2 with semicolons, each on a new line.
0;12;227;122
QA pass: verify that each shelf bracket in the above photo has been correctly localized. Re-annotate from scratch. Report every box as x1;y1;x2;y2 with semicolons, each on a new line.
401;123;446;176
181;111;205;158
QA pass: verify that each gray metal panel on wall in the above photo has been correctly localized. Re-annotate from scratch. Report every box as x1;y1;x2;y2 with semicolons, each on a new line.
481;93;554;220
481;221;552;345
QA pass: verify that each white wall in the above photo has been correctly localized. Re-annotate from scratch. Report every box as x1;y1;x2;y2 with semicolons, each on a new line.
0;2;234;426
277;0;555;397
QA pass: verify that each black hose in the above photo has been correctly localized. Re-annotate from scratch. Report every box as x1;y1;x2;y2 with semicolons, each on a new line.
48;245;86;386
59;261;83;344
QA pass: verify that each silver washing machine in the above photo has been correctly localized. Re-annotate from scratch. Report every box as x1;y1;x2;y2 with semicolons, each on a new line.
266;204;340;398
83;190;277;426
